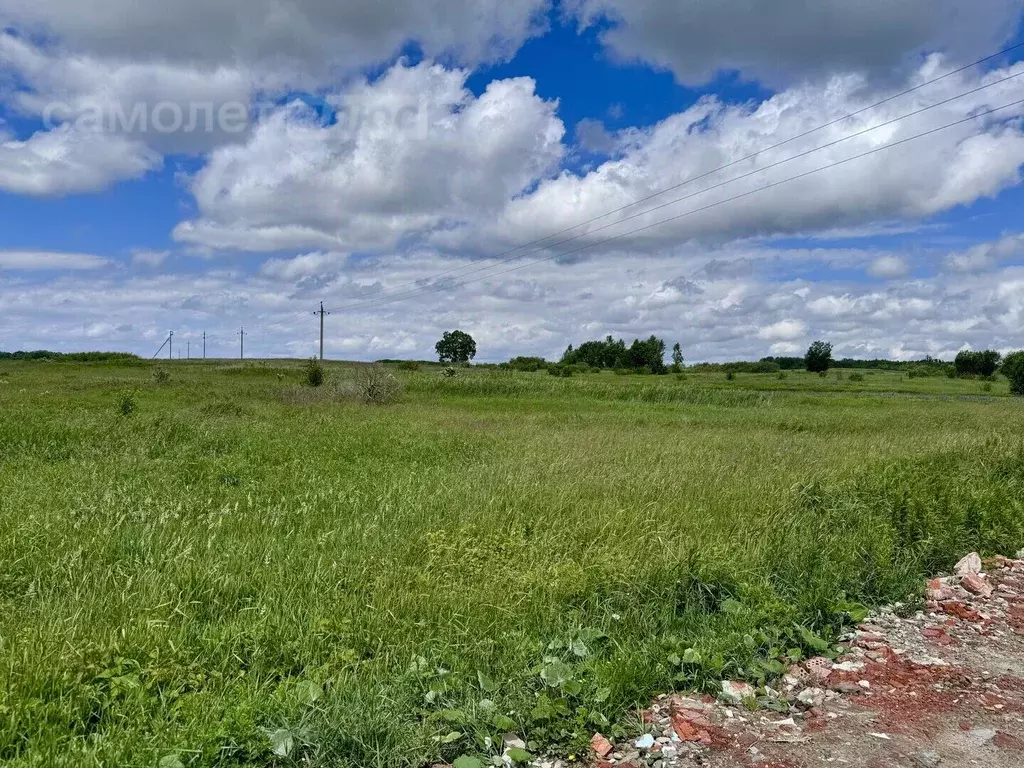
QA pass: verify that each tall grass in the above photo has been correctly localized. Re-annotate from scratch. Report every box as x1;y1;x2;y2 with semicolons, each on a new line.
0;360;1022;766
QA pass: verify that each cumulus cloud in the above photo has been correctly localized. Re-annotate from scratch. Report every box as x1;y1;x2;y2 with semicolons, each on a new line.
4;237;1021;363
0;124;159;195
0;0;549;77
479;58;1024;257
945;233;1024;272
757;319;807;341
567;0;1022;85
174;63;565;252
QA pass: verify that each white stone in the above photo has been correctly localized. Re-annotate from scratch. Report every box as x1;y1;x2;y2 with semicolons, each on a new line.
955;552;982;576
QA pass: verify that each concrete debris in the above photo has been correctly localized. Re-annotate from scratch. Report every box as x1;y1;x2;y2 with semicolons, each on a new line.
719;680;754;704
560;552;1024;768
954;552;982;576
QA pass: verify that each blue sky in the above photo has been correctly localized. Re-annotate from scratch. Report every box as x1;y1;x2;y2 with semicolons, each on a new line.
1;1;1024;361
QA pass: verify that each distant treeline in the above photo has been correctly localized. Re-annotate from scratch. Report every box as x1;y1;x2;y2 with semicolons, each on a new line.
762;355;954;376
0;350;141;362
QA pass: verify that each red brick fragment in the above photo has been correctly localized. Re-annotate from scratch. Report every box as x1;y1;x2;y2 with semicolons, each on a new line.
994;731;1024;750
591;733;614;758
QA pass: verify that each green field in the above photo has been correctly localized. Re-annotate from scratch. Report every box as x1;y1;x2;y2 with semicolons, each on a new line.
1;360;1022;767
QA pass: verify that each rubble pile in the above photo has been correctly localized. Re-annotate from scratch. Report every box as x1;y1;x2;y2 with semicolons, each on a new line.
583;552;1024;768
437;553;1024;768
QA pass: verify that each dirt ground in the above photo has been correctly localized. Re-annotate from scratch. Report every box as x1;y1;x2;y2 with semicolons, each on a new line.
584;554;1024;768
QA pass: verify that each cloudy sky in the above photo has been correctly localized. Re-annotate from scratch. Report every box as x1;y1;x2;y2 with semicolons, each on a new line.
1;1;1023;362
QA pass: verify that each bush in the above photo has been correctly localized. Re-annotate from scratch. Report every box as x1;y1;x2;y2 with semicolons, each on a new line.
508;356;548;372
355;365;403;404
304;358;326;387
442;367;458;379
152;367;171;385
776;372;788;380
725;371;735;381
848;373;865;382
397;361;421;372
955;350;1001;378
115;390;137;416
1002;351;1024;396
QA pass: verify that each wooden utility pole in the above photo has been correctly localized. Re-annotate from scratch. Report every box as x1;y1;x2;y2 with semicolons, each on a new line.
187;340;190;359
239;327;246;360
203;331;206;359
315;302;330;360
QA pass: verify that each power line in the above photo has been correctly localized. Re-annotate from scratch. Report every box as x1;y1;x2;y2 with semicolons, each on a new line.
324;41;1024;313
325;97;1024;312
326;76;1024;314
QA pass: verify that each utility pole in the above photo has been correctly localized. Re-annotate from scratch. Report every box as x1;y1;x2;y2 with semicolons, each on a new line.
203;331;206;360
168;330;173;361
239;327;246;360
315;302;330;360
187;340;190;359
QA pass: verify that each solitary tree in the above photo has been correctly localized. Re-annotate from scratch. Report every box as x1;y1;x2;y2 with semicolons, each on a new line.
1002;351;1024;396
435;330;477;364
671;343;685;372
805;341;833;373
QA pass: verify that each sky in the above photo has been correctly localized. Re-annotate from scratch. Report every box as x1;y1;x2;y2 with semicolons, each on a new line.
1;0;1024;363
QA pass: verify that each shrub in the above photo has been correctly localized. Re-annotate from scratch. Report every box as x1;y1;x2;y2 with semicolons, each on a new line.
982;382;993;393
508;356;548;372
1002;351;1024;396
152;367;171;385
304;358;326;387
725;371;736;381
355;365;403;404
115;390;137;416
397;361;421;372
777;372;788;380
442;367;458;379
848;373;865;382
676;373;687;382
955;350;1001;378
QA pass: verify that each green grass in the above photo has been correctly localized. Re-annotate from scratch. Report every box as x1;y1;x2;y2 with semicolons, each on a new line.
1;360;1022;767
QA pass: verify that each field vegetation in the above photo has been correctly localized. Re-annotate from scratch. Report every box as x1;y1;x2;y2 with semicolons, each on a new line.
0;359;1022;766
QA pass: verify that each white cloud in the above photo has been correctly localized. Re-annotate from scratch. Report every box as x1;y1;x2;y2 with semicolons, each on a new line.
0;124;158;195
567;0;1022;85
945;233;1024;272
478;59;1024;256
4;238;1022;363
174;63;565;252
131;249;170;268
260;252;347;280
868;255;910;278
0;250;111;270
758;319;807;341
0;0;549;77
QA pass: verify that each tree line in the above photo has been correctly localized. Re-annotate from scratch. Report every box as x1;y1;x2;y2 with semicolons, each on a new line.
433;330;1024;395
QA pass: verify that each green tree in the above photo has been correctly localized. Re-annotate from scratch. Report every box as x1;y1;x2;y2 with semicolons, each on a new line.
955;350;1002;378
671;343;684;372
1002;351;1024;396
805;341;833;374
435;330;477;364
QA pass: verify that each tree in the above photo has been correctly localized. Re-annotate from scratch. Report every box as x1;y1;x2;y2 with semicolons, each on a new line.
1002;351;1024;396
671;343;684;372
435;330;477;364
805;341;833;373
955;349;1002;378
